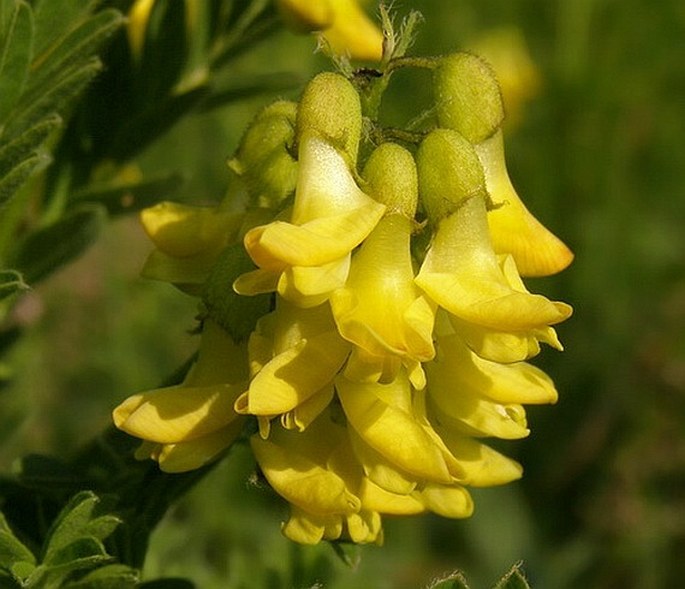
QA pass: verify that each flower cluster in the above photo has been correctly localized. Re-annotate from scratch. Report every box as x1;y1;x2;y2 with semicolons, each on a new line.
113;49;573;545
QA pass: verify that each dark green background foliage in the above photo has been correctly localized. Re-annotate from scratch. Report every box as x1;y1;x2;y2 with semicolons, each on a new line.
1;0;684;587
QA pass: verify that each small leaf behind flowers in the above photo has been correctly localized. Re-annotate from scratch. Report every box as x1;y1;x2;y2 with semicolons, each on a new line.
493;562;531;589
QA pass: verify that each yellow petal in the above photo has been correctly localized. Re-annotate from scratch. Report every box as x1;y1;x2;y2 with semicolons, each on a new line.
477;131;574;276
276;0;334;32
239;330;348;416
416;197;572;331
277;256;351;307
431;334;558;405
113;382;244;443
345;510;383;544
140;249;217;287
155;418;245;473
245;203;384;268
416;484;474;518
348;427;418;495
282;507;337;544
448;314;558;363
331;215;435;362
320;0;384;62
243;135;385;269
336;373;453;483
140;201;240;258
281;384;335;432
359;478;426;515
251;430;361;516
232;267;281;296
436;430;523;487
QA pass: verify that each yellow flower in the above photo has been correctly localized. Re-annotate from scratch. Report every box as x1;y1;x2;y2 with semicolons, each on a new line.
331;214;435;387
476;130;574;277
336;370;457;485
276;0;383;62
139;201;243;294
415;195;572;359
234;133;385;306
330;143;435;387
433;52;573;276
234;300;350;436
251;411;383;544
112;320;247;472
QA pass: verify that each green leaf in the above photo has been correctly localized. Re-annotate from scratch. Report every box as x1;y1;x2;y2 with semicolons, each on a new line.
3;57;102;141
11;203;106;284
9;560;35;582
0;0;33;124
71;173;184;216
42;492;115;565
0;114;62;178
44;537;108;567
493;563;531;589
426;570;470;589
0;113;60;210
25;9;123;104
0;152;51;210
0;529;35;570
330;542;361;570
63;564;138;589
0;270;28;301
30;0;93;58
201;242;272;342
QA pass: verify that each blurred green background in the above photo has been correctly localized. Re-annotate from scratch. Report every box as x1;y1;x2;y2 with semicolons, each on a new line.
1;0;684;587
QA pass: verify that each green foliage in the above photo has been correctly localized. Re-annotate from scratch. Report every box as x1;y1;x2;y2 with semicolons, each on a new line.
0;491;138;588
10;204;107;284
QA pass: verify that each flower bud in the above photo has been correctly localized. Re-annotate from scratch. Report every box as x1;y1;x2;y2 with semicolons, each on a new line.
296;72;362;164
228;100;298;207
416;129;487;223
362;143;418;218
433;52;504;143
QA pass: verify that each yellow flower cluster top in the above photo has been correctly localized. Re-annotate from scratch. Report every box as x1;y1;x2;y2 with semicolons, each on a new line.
113;50;573;545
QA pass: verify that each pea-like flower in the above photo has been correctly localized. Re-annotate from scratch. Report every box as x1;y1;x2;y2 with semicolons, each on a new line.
235;134;385;307
234;300;350;436
433;52;574;276
139;200;243;294
415;129;572;362
112;320;247;472
330;143;435;388
235;75;386;307
251;410;383;544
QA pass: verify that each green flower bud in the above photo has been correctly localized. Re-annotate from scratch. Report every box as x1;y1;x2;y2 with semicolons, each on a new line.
228;100;298;207
433;52;504;143
362;143;418;218
296;72;362;164
417;129;487;223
